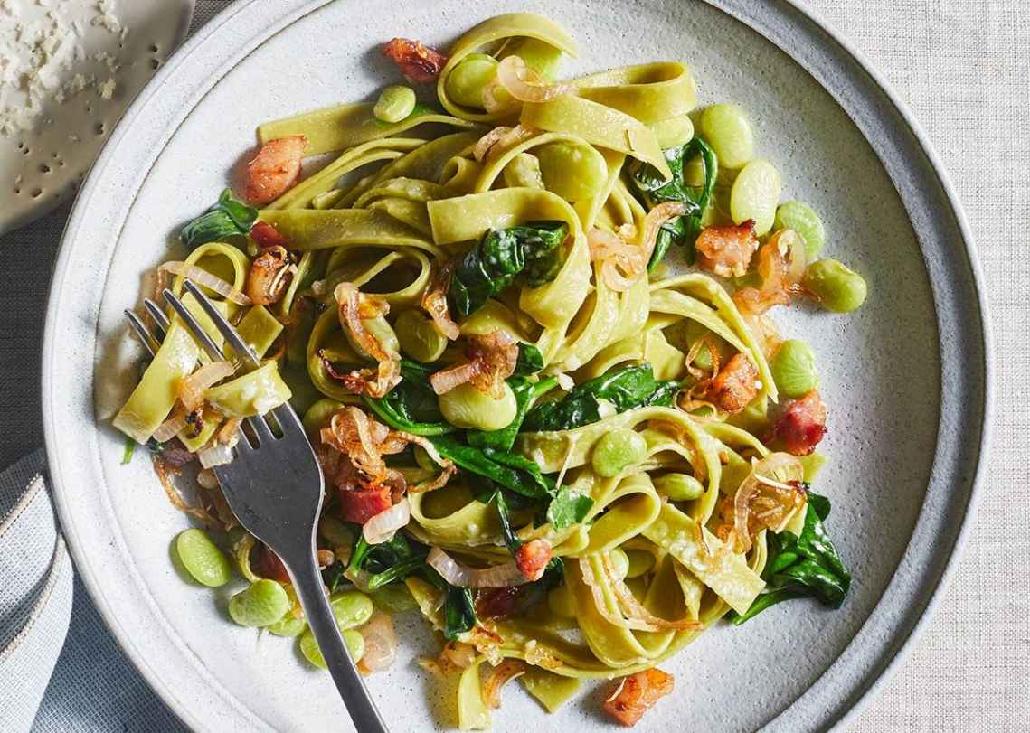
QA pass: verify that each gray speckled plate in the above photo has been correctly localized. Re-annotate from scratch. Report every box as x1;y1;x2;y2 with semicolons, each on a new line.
42;1;991;731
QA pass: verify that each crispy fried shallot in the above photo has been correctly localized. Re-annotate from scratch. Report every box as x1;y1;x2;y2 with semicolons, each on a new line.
331;282;401;398
429;330;518;397
733;228;807;315
246;245;295;306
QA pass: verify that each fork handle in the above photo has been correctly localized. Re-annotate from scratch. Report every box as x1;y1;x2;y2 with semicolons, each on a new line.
285;550;389;733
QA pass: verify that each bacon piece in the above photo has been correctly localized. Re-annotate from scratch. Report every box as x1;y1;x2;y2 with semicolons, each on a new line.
338;485;394;524
243;135;307;204
706;352;760;413
602;669;675;727
695;220;759;277
475;587;521;619
513;539;552;582
249;220;289;249
253;542;291;583
382;38;448;83
429;330;518;398
771;390;827;456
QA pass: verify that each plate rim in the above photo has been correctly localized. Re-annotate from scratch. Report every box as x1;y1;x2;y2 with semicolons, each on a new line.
40;0;993;730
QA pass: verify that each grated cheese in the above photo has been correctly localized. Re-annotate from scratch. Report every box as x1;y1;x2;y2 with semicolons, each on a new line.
0;0;126;137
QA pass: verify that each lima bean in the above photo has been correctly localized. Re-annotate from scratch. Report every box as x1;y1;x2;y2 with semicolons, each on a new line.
299;628;365;670
774;201;826;259
591;428;648;478
654;473;704;502
731;158;781;236
330;589;374;630
803;258;867;313
445;53;498;109
174;528;232;588
701;103;754;169
394;309;448;362
770;340;819;398
373;85;416;123
535;142;608;202
229;579;290;627
650;115;695;149
438;381;517;431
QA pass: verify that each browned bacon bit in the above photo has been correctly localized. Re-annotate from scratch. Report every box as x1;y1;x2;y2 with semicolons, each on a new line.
733;228;808;315
602;668;675;727
339;484;394;524
695;220;759;278
249;220;289;249
513;539;552;582
382;38;448;83
429;330;519;397
421;262;459;341
475;587;522;619
243;135;307;204
246;245;295;306
771;390;827;456
333;283;401;398
706;352;760;413
253;542;291;583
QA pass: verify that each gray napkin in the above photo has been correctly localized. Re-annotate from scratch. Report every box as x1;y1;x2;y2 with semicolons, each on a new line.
0;450;184;732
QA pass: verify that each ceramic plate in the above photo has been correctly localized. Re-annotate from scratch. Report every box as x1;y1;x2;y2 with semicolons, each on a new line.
42;1;990;730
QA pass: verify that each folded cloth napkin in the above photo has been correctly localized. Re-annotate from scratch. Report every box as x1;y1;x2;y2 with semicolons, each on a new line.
0;451;184;732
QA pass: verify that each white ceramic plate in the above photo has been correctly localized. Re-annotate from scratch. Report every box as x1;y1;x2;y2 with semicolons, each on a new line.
43;1;991;731
0;0;194;235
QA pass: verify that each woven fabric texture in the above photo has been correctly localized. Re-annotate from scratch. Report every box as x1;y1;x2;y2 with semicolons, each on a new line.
0;1;1025;730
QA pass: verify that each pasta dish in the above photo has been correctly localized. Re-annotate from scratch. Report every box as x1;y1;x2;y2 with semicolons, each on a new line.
112;12;865;728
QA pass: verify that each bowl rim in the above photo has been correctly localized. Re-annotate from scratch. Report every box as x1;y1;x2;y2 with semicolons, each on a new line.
41;0;992;730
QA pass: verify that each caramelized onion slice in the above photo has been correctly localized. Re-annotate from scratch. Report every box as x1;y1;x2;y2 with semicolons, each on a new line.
160;262;251;306
429;330;518;397
427;547;527;588
486;55;573;111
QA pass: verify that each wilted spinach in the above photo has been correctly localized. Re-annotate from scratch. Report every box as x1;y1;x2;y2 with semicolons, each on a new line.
180;188;258;249
449;221;568;317
523;362;679;432
629;138;718;270
363;360;454;436
730;492;851;625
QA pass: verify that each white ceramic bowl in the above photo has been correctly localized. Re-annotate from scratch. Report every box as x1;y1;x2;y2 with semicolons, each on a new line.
43;1;990;730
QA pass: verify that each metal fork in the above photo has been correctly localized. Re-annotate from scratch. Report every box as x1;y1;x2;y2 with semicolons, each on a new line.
126;280;388;733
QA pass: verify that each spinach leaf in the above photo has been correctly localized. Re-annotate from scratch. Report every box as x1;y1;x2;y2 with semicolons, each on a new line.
522;362;679;432
730;491;851;625
514;343;544;376
181;189;258;250
629;139;718;270
449;221;567;318
442;586;477;640
546;485;594;530
490;491;520;552
431;436;555;499
363;360;455;436
467;376;557;451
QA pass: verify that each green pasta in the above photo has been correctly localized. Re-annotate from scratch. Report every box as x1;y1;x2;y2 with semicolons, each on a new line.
112;11;865;728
